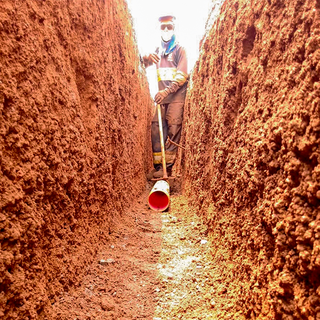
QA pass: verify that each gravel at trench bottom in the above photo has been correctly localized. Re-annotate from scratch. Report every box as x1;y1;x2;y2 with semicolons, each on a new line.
52;184;245;319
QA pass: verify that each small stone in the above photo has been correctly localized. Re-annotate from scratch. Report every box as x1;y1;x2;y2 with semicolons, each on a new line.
101;296;115;311
210;299;216;307
201;239;208;244
99;258;115;265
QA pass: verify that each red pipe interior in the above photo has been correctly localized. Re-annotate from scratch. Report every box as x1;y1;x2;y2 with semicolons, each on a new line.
148;191;169;211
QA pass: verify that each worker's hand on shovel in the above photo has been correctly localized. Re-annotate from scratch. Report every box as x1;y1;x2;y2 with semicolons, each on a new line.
154;89;169;104
149;53;160;64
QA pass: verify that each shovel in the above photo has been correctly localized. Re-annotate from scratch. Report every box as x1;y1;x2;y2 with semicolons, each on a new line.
148;104;170;211
156;103;168;180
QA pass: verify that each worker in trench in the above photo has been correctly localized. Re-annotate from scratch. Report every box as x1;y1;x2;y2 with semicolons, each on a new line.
143;15;188;179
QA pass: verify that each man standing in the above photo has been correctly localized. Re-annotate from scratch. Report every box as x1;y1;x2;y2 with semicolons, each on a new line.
143;15;188;179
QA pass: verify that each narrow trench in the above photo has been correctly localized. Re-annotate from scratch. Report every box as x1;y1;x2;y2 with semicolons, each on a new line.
1;0;319;319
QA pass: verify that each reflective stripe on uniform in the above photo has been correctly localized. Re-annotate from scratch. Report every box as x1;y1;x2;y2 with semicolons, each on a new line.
157;68;177;82
153;151;176;165
165;151;176;164
153;152;162;164
175;70;188;86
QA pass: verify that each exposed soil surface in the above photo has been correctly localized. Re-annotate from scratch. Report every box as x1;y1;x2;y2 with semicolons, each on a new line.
1;0;320;319
51;189;162;320
153;194;244;320
183;0;320;318
51;182;246;320
0;0;152;318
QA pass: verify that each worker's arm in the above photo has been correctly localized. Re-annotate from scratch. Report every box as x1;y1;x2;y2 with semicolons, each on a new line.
172;46;188;88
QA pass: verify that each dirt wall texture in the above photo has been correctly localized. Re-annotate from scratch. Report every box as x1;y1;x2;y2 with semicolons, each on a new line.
183;0;320;318
0;0;153;318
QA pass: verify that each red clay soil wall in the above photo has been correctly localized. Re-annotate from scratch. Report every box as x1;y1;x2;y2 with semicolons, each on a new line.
0;0;152;318
183;0;320;318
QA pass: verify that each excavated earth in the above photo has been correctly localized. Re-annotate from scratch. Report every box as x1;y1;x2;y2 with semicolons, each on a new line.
183;0;320;319
0;0;153;318
1;0;320;319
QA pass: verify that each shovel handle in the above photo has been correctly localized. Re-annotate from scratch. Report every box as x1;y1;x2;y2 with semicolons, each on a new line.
157;104;168;179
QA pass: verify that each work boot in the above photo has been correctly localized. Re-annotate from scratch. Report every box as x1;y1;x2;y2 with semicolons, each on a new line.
153;166;172;178
153;167;164;179
146;168;156;180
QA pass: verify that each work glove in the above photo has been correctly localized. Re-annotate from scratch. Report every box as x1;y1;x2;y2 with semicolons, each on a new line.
154;89;169;104
148;53;160;64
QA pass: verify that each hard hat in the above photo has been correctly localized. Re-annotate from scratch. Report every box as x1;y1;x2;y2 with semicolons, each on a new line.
158;15;176;24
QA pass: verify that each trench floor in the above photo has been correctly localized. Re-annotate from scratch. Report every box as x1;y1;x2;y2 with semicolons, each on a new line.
52;184;244;319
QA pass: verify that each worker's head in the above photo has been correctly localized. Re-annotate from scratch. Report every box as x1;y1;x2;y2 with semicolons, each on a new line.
159;15;175;42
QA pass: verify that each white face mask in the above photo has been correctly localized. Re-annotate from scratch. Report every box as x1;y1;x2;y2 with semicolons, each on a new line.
161;27;174;42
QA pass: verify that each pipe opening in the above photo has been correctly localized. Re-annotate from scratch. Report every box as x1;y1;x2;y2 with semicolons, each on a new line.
148;190;170;211
148;180;170;211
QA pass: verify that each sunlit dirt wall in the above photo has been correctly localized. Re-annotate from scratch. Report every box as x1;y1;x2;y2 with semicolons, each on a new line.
183;0;320;318
0;0;152;318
